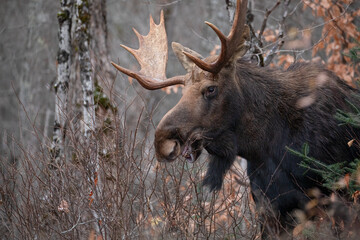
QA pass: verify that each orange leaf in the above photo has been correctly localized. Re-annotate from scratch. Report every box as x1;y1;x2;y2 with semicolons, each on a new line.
330;217;336;228
263;29;276;42
344;173;350;189
353;9;360;17
88;230;95;240
352;190;360;203
317;7;325;17
94;172;98;186
320;0;330;9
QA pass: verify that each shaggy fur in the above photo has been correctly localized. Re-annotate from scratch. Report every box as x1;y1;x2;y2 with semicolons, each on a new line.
154;58;359;233
203;60;359;227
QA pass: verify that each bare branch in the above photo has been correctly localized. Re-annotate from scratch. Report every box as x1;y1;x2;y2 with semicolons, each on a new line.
258;0;281;40
264;0;291;66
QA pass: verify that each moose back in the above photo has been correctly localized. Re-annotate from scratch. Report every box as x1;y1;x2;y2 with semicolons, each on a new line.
111;0;359;230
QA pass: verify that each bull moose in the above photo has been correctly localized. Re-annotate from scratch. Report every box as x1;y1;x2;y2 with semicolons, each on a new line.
111;0;359;234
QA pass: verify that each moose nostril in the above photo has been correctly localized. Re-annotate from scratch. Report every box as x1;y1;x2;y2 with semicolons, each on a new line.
169;140;180;159
160;139;180;161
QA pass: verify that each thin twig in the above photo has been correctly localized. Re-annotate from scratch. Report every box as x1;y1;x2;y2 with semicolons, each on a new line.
61;214;98;234
261;1;351;61
264;0;291;65
258;0;281;40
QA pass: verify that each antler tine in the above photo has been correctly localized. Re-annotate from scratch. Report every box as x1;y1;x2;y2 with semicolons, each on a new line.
184;0;248;74
112;10;185;90
230;0;248;38
111;62;185;90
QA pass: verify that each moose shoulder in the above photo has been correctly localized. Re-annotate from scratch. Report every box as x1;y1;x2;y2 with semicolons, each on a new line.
111;0;359;231
234;60;358;219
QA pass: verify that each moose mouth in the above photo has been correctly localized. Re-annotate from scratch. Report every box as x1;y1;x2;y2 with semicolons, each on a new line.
181;138;203;163
180;130;204;163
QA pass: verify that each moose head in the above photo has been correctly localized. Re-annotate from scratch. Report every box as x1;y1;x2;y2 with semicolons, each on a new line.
112;0;250;187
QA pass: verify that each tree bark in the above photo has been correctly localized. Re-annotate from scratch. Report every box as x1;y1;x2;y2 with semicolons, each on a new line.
90;0;115;98
76;0;96;138
51;0;73;166
76;0;105;238
225;0;237;24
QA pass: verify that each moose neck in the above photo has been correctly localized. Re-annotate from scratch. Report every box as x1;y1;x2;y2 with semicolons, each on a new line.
234;60;294;161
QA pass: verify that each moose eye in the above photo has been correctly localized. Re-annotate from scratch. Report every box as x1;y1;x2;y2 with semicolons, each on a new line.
204;86;218;99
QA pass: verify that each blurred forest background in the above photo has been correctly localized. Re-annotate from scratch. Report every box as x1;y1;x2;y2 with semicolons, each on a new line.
0;0;359;239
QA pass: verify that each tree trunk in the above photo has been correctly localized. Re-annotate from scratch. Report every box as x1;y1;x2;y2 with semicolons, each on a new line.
76;0;95;139
51;0;73;166
76;0;105;238
225;0;237;23
90;0;115;98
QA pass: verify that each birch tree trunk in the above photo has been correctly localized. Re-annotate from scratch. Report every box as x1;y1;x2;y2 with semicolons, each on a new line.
76;0;105;238
51;0;73;166
76;0;95;138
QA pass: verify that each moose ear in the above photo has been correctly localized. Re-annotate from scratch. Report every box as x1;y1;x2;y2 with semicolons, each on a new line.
230;25;251;62
172;42;203;72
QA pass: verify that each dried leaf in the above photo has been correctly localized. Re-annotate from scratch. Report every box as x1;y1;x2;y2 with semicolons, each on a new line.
293;221;314;237
88;230;95;240
305;199;318;210
210;45;220;56
336;177;347;189
293;209;307;223
352;190;360;203
94;172;98;186
320;0;331;9
331;217;336;228
57;200;70;213
348;139;355;147
89;198;94;207
288;27;298;39
151;217;162;227
344;173;350;189
278;54;294;69
88;230;103;240
263;29;276;42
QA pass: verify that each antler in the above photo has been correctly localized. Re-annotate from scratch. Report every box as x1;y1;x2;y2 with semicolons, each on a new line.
111;10;185;90
183;0;249;74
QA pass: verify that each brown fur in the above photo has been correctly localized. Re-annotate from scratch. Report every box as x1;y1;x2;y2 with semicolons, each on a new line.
155;58;359;231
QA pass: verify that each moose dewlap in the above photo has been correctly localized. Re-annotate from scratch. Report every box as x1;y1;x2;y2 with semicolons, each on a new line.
111;0;359;233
